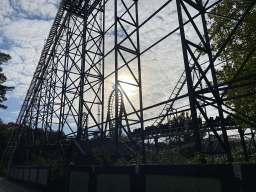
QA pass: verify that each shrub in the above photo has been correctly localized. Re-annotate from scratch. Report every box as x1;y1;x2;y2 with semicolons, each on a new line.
92;147;113;165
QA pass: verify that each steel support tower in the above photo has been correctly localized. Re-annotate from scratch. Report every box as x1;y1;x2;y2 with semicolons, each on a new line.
3;0;255;166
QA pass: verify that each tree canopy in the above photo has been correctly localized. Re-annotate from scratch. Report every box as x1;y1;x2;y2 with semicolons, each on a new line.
207;0;256;127
0;119;12;161
0;52;14;109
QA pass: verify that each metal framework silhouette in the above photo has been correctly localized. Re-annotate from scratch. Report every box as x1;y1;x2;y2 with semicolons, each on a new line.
3;0;256;165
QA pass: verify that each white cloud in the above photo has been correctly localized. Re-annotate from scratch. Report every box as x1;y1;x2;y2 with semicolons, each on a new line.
0;0;16;16
2;18;52;46
11;110;20;116
0;15;13;26
10;0;60;20
0;17;54;99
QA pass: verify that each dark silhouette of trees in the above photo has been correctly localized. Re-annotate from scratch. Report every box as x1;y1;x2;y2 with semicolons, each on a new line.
0;119;12;161
0;52;14;109
207;0;256;127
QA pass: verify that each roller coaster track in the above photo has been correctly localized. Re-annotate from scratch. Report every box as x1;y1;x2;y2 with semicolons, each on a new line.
16;0;103;126
106;89;123;138
106;89;149;154
152;52;202;128
132;122;244;140
16;0;67;125
169;134;253;157
3;0;68;168
9;0;255;166
152;70;187;127
8;0;103;167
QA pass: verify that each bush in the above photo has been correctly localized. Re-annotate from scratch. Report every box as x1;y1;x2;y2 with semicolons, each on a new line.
92;147;113;165
30;154;66;192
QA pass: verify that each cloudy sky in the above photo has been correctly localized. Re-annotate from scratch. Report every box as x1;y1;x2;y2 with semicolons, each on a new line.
0;0;245;137
0;0;62;123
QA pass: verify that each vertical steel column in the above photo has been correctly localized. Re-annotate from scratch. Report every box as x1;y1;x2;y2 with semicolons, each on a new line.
42;79;48;144
135;0;146;164
77;1;88;141
251;129;256;152
239;127;249;162
45;51;55;143
199;0;232;162
101;0;106;140
176;0;202;153
45;77;51;143
209;133;214;163
154;137;159;156
33;87;42;147
48;52;57;140
58;12;70;141
114;0;119;161
29;104;33;129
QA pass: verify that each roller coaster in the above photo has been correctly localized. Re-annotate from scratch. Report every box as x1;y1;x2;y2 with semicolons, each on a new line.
131;115;237;138
1;0;256;167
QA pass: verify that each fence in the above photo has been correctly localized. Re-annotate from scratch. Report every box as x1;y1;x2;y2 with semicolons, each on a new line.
8;165;50;191
7;163;256;192
236;163;256;192
67;164;242;192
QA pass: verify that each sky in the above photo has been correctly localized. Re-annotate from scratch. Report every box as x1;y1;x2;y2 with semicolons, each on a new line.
0;0;62;123
0;0;249;137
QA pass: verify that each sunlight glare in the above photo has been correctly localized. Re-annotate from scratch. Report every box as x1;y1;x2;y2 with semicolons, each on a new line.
118;76;135;97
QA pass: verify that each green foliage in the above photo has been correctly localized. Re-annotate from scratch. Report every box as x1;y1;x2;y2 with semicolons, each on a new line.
0;119;12;146
169;112;206;159
3;124;67;166
207;0;256;127
214;152;256;164
115;156;143;165
215;154;233;164
92;147;113;165
248;155;256;163
91;144;256;165
146;154;163;164
29;154;66;192
208;0;256;58
114;148;210;165
123;155;143;165
0;119;12;161
0;52;14;109
191;152;210;164
115;158;130;165
233;153;245;163
170;112;191;124
30;154;66;181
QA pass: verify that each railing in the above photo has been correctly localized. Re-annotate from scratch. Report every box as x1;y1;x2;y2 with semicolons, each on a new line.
67;164;242;192
5;163;256;192
7;165;50;191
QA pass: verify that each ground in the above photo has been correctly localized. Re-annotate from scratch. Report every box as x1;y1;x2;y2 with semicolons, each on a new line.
0;177;42;192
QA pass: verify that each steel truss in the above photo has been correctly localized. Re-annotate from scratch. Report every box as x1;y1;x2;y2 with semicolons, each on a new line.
3;0;256;165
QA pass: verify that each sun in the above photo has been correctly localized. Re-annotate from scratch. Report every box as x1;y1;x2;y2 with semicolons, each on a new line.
118;76;135;97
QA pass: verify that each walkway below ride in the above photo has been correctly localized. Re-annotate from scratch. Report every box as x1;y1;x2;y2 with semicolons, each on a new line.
0;177;42;192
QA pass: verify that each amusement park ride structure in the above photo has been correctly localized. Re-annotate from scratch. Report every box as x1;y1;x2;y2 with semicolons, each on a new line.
1;0;256;166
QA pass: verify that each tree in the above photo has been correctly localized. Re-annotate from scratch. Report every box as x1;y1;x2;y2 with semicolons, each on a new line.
207;0;256;127
0;52;14;109
0;119;12;161
169;112;206;160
